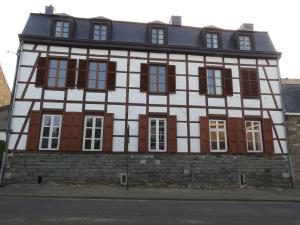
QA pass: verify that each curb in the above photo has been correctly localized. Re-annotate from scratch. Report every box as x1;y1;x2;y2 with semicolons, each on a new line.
0;194;300;203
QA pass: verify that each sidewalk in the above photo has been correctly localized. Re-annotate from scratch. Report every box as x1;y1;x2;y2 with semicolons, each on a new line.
1;184;300;202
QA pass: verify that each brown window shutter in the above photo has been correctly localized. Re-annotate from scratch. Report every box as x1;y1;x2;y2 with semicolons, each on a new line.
138;114;148;153
35;57;47;87
262;118;274;154
167;65;176;93
102;113;114;152
240;69;259;97
237;118;247;153
227;119;238;154
60;112;83;152
77;59;88;89
223;68;233;96
250;69;260;96
199;67;207;94
106;61;117;90
27;111;42;151
200;117;209;153
140;63;149;92
66;59;77;88
167;115;177;153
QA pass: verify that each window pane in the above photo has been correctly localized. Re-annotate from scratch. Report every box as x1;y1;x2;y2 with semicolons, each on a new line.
216;87;222;95
151;142;156;149
210;131;217;141
95;129;101;138
88;80;96;89
207;69;213;78
90;62;97;71
49;60;57;69
247;132;252;142
150;74;156;83
62;32;69;38
57;79;65;87
47;78;56;87
51;139;58;149
43;127;50;137
208;86;214;95
209;120;217;129
95;118;102;127
94;140;100;150
158;66;166;75
211;141;218;150
245;122;252;130
89;71;96;80
159;142;165;150
159;83;166;92
44;116;51;126
98;80;105;89
99;63;106;72
219;132;225;141
99;71;106;80
253;122;260;130
85;129;92;138
85;140;91;149
218;121;225;129
42;138;48;148
52;127;60;137
254;132;261;142
219;141;226;150
150;83;156;92
86;118;93;127
248;141;254;151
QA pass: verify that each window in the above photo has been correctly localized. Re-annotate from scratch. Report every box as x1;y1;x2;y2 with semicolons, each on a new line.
93;24;107;41
39;115;62;150
55;21;70;38
83;116;104;151
151;28;165;44
245;121;263;152
209;119;227;152
47;59;68;88
240;69;259;97
207;69;222;95
206;32;219;48
149;118;167;151
87;62;107;90
149;65;167;93
239;35;252;50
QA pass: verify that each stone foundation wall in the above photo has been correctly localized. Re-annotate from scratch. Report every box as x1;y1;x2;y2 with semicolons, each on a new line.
4;152;292;188
286;115;300;186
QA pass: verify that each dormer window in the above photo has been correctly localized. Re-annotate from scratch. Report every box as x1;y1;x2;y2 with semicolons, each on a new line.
93;24;107;41
151;28;165;44
206;32;219;48
55;21;70;38
239;34;252;50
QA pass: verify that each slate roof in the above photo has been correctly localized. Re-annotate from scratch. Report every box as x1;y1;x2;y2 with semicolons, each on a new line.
282;84;300;113
19;13;280;58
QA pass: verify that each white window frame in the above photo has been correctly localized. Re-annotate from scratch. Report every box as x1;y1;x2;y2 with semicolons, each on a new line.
82;116;104;151
39;114;62;150
245;120;263;153
239;35;252;51
148;118;167;152
209;119;227;152
151;28;165;45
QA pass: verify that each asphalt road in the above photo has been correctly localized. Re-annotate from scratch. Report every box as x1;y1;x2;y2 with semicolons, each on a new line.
0;197;300;225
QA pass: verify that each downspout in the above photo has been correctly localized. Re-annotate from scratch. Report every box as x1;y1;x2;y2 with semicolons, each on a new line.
277;59;295;188
0;42;22;186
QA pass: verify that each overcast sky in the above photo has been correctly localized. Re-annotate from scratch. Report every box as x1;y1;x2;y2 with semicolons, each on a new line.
0;0;299;89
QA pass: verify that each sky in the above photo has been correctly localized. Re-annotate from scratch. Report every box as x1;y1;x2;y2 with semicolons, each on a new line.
0;0;299;89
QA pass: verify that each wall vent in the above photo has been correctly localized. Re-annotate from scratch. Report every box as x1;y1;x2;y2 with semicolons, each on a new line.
120;173;127;186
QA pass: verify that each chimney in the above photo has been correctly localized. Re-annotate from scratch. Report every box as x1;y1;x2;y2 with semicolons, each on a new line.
239;23;254;31
169;16;182;26
45;4;55;15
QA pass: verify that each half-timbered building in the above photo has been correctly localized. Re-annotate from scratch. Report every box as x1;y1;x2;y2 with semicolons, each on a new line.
2;6;292;187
